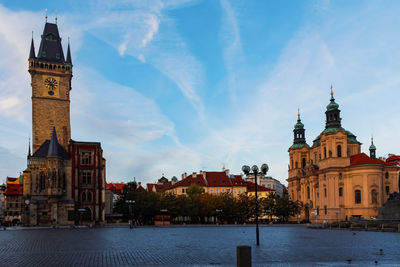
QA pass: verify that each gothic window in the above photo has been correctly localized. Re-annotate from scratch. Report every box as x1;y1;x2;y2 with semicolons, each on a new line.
81;171;92;185
52;169;56;187
307;186;310;199
371;189;378;204
81;151;92;165
87;192;92;202
82;192;87;202
40;172;46;190
339;187;343;197
302;158;306;168
62;173;66;190
337;145;342;157
355;190;361;204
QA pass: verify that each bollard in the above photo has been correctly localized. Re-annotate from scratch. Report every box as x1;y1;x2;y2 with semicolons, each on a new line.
237;245;251;267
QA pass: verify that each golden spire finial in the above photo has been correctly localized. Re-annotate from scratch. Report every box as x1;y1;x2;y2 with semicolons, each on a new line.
297;108;300;120
330;84;333;96
45;8;48;22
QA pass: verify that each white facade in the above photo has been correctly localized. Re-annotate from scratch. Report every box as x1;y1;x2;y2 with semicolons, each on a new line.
245;174;285;196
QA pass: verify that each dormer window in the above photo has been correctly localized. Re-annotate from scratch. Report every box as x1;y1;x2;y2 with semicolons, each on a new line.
45;33;57;41
56;53;60;59
41;51;46;57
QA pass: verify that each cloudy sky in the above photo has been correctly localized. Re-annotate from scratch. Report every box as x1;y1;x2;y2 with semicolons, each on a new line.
0;0;400;185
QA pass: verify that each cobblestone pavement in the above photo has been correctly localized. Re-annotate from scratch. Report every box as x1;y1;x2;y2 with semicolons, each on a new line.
0;225;400;266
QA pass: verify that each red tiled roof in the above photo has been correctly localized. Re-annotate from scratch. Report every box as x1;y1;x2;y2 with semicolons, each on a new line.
386;155;400;163
230;175;246;186
351;153;395;166
170;174;206;189
147;182;172;192
147;183;155;192
106;183;125;194
246;181;275;192
137;185;145;191
204;172;232;187
5;184;22;195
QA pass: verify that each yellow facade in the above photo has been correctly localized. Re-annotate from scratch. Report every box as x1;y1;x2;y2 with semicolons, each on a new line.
288;93;400;222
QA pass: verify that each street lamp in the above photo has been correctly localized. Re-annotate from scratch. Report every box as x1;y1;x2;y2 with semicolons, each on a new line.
242;163;269;246
125;200;135;228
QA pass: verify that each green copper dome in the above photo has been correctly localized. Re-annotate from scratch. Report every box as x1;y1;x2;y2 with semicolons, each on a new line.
369;143;376;150
294;120;304;129
326;99;339;111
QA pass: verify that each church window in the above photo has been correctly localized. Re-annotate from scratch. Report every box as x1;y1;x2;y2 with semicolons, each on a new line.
324;188;327;198
52;169;56;187
81;192;86;202
371;189;378;204
307;186;310;199
329;150;332;157
337;145;342;157
385;186;390;195
295;162;298;168
302;158;306;168
81;151;92;165
339;187;343;197
324;205;327;215
314;153;317;163
40;172;46;190
56;53;60;59
87;192;93;202
385;172;389;179
355;190;361;204
41;51;46;57
324;147;327;158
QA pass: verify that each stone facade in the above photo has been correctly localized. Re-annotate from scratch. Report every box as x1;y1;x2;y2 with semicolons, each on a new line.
287;92;400;222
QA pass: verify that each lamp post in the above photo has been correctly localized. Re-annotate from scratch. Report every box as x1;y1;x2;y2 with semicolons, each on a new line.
125;200;135;228
215;209;223;225
242;163;269;246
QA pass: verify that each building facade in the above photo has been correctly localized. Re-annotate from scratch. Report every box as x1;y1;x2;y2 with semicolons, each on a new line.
287;91;400;222
245;174;285;196
21;21;106;226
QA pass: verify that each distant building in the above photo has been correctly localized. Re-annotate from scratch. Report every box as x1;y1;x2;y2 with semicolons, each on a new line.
4;177;23;225
0;183;6;218
246;181;276;198
245;174;285;196
287;91;400;222
147;176;173;193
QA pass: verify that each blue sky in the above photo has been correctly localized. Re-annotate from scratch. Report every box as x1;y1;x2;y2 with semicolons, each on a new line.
0;0;400;185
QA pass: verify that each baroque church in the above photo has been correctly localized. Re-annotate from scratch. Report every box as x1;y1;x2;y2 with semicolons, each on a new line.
21;21;106;225
287;89;400;222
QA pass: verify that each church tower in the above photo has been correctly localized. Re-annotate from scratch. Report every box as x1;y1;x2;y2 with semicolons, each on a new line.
28;22;72;152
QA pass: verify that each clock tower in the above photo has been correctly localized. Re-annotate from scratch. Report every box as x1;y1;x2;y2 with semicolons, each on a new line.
29;22;72;151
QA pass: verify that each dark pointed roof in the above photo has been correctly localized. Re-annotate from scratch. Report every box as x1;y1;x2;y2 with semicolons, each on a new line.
37;22;65;63
29;37;36;59
66;42;72;64
32;127;70;159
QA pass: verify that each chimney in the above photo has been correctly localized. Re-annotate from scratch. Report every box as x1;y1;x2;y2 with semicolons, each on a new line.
192;172;197;178
181;172;187;180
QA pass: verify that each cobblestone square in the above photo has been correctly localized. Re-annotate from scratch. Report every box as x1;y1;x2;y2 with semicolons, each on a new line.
0;225;400;266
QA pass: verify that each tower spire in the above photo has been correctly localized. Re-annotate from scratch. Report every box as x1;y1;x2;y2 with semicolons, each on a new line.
369;134;376;159
29;33;36;59
291;109;307;148
45;8;48;22
325;85;341;129
66;38;72;64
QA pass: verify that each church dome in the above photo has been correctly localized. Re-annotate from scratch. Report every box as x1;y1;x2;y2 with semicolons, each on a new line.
326;99;339;111
294;120;304;130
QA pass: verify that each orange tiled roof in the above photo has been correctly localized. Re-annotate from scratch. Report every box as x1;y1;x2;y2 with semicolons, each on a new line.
106;183;125;194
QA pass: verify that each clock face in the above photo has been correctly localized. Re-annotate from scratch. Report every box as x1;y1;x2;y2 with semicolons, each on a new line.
44;77;58;96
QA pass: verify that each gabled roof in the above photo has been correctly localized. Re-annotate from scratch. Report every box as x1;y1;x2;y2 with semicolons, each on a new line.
204;172;232;187
246;181;275;192
350;153;395;166
32;127;70;160
37;23;65;63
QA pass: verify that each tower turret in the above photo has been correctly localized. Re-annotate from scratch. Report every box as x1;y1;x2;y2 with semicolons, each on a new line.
293;110;306;145
29;37;36;59
325;86;342;129
369;136;376;159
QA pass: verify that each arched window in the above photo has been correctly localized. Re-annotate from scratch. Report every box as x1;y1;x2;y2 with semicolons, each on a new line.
40;172;46;190
307;186;310;199
385;172;389;179
324;188;327;198
371;189;378;204
302;158;306;168
339;187;343;197
337;145;342;157
295;162;298;168
324;147;327;158
87;192;92;202
355;190;361;204
82;192;87;202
